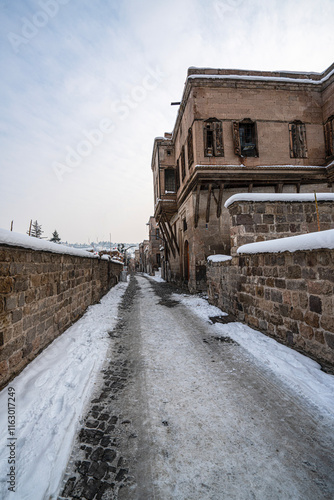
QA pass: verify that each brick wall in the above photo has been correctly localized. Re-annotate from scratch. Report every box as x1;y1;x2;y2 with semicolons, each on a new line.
0;246;123;389
207;249;334;368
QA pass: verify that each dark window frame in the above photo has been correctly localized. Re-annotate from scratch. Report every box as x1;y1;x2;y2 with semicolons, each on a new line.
233;118;258;158
164;168;176;193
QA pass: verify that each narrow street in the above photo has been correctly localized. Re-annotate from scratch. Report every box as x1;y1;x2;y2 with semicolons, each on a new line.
59;275;334;500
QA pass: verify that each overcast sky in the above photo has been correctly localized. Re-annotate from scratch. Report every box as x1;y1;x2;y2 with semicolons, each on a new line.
0;0;333;244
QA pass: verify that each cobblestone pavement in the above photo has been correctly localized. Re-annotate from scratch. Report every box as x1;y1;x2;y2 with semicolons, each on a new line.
58;276;141;500
58;274;334;500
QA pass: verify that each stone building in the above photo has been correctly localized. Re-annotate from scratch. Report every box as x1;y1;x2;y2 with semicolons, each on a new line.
146;216;161;274
138;240;149;273
151;63;334;291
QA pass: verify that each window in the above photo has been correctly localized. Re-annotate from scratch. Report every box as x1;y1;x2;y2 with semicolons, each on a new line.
156;253;161;266
204;118;224;157
233;119;258;157
164;169;176;192
156;228;160;240
324;116;334;158
289;121;308;158
183;218;187;232
180;146;186;180
187;127;194;166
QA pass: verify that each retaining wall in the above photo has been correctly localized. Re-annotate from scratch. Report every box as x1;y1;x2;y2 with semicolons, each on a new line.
207;249;334;367
207;197;334;368
0;245;123;388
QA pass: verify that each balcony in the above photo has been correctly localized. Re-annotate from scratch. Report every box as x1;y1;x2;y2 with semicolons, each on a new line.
154;193;177;220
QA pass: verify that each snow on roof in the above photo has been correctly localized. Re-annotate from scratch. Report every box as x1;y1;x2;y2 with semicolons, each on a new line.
188;67;334;86
0;228;121;264
207;254;232;263
195;164;325;170
237;229;334;255
225;193;334;208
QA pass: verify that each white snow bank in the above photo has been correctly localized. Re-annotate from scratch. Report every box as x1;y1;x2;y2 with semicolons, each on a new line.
176;293;334;417
238;229;334;254
207;254;232;263
215;322;334;417
175;293;228;322
0;281;128;500
144;271;165;283
0;228;93;259
225;192;334;208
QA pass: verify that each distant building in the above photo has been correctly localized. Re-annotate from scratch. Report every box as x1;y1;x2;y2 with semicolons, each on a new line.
134;249;140;271
147;216;161;275
151;63;334;291
138;240;149;273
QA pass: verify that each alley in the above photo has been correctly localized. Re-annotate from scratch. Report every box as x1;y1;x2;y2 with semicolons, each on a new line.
59;275;334;500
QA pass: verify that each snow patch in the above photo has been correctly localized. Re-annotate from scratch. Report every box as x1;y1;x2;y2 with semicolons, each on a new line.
238;229;334;254
176;293;334;417
188;68;334;85
224;193;334;208
207;254;232;263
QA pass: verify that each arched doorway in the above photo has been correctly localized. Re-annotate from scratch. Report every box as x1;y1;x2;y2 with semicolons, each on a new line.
184;240;189;281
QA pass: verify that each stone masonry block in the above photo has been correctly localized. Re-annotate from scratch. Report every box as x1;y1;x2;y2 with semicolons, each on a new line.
309;295;322;314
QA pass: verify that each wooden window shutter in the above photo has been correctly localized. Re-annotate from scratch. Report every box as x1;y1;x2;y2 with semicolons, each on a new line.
324;122;330;156
213;121;224;156
232;121;241;156
204;122;213;156
176;160;180;191
187;127;194;166
181;146;186;179
298;123;308;158
289;122;308;158
324;119;334;157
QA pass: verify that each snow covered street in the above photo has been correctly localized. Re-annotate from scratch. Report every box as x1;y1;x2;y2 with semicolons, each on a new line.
60;275;333;499
1;274;334;499
0;280;129;500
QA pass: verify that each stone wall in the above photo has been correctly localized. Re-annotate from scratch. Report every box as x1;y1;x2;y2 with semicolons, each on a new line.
228;199;334;255
207;248;334;368
207;197;334;367
0;246;123;389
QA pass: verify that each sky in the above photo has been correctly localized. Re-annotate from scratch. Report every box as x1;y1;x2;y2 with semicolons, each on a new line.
0;0;333;244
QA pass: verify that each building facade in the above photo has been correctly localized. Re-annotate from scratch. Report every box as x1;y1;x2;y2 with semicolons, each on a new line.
151;63;334;291
147;216;161;274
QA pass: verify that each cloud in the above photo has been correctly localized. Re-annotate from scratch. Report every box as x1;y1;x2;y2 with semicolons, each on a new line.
0;0;333;242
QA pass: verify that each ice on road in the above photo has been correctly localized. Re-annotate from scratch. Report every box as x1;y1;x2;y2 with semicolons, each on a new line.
123;276;334;499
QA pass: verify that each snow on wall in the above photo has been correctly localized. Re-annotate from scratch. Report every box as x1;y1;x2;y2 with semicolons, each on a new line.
225;193;334;208
195;164;325;170
207;254;232;263
187;68;334;85
238;229;334;255
0;228;122;264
